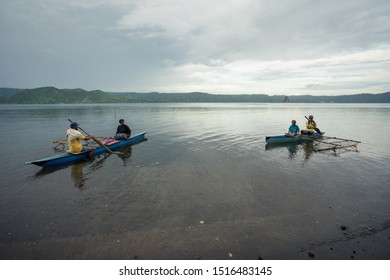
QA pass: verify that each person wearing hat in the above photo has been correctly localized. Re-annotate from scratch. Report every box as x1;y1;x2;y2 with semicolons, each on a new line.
286;119;300;136
115;119;131;140
301;115;322;135
66;122;91;154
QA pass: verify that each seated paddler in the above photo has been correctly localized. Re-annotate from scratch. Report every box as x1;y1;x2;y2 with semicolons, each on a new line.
301;115;322;135
115;119;131;140
286;119;300;136
66;122;91;154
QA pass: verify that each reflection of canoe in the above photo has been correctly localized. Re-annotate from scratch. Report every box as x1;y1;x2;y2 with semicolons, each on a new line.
265;141;301;150
26;132;147;168
265;132;324;144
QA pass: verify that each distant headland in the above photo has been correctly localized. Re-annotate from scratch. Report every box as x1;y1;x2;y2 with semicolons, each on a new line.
0;86;389;104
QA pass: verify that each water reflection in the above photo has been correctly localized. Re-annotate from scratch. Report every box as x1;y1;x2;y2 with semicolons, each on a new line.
70;154;110;189
116;146;133;166
70;163;88;189
34;148;133;188
265;142;315;161
302;141;315;161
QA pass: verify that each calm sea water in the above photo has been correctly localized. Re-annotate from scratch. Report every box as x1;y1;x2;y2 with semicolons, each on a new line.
0;103;389;259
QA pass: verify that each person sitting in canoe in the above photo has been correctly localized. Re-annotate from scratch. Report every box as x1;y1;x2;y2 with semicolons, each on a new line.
286;119;300;136
66;122;91;154
301;115;322;135
115;119;131;140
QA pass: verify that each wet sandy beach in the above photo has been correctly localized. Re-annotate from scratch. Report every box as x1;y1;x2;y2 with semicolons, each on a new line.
1;220;389;260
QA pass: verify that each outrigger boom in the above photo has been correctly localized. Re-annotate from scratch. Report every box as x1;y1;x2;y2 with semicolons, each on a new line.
313;136;361;152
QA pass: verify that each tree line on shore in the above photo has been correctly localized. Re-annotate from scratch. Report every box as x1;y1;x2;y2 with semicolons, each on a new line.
0;86;389;103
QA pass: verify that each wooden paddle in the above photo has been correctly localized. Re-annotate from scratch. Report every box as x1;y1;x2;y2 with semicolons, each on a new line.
304;116;322;134
68;119;113;154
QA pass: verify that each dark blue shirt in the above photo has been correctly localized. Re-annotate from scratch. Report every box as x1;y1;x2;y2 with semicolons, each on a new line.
116;124;131;135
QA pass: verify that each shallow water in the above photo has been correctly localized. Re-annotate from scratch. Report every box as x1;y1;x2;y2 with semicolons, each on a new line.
0;103;389;259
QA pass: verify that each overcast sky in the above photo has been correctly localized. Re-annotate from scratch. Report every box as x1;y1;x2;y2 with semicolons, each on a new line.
1;0;389;95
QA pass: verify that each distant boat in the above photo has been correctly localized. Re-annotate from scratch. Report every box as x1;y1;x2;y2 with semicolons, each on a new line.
26;132;147;168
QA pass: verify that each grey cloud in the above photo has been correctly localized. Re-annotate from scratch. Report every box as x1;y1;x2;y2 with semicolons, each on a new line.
1;0;389;94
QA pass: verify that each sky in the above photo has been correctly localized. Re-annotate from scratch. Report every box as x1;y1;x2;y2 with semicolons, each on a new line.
1;0;390;95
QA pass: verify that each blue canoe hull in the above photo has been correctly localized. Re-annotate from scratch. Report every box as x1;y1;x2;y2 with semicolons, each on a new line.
265;132;324;144
26;132;147;168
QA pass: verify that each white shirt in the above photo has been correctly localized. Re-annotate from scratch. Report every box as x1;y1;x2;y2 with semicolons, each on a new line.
66;128;84;141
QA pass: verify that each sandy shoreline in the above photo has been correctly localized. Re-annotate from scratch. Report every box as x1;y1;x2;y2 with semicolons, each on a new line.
1;219;389;260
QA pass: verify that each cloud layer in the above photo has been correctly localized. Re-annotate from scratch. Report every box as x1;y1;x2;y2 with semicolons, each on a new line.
1;0;389;95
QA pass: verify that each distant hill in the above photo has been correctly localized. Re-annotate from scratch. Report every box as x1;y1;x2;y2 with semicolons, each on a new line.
288;92;390;103
0;86;389;103
0;87;23;96
0;87;134;104
109;91;279;102
109;91;390;103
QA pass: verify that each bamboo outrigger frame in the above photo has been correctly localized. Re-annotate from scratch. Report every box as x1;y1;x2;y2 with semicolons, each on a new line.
313;136;361;152
52;136;111;150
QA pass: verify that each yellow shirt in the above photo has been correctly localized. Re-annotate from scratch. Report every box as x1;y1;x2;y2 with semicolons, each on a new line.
306;120;317;131
66;128;86;154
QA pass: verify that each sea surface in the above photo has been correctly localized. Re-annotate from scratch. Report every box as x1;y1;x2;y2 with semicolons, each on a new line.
0;103;389;259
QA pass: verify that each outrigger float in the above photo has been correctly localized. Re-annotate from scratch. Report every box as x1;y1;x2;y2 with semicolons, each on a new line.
311;136;361;152
265;133;361;152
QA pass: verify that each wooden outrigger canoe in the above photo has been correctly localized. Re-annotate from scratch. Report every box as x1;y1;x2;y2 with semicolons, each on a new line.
265;132;324;144
265;132;361;152
26;132;147;168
